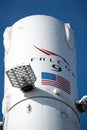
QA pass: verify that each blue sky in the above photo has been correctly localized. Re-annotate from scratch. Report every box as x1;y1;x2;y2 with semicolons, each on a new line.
0;0;87;130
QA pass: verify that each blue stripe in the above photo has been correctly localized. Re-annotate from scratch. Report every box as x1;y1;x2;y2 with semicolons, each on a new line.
41;72;56;81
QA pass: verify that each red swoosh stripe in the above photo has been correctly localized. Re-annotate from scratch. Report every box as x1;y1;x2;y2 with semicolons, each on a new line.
34;45;69;66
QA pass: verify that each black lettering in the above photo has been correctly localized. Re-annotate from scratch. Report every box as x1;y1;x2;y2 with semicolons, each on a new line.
31;57;36;62
40;57;45;61
52;64;62;72
50;58;55;63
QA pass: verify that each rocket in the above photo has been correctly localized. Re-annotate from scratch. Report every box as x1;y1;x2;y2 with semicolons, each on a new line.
0;15;87;130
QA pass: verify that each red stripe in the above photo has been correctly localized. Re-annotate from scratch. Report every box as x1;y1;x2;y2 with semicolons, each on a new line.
42;80;70;94
34;45;70;66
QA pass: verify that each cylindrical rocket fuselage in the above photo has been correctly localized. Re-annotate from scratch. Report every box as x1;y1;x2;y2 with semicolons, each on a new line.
3;15;80;130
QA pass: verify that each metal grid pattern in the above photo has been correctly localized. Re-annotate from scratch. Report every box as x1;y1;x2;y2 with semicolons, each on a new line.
6;65;36;89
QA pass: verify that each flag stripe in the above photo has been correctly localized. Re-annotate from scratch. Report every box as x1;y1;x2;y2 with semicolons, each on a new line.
41;72;71;94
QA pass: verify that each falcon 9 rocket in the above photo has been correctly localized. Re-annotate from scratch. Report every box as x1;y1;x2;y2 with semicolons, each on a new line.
2;15;81;130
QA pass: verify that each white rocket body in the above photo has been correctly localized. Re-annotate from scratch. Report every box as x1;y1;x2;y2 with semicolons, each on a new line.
2;15;80;130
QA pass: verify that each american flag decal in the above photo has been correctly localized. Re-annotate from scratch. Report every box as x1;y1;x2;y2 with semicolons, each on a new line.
41;72;71;95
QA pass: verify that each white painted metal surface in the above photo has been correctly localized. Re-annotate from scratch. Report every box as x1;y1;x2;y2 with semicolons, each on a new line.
2;15;80;130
